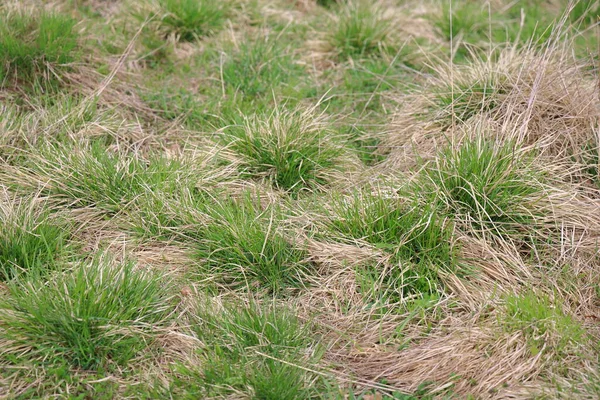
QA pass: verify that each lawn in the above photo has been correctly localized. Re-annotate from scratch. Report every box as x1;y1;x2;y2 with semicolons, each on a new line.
0;0;599;398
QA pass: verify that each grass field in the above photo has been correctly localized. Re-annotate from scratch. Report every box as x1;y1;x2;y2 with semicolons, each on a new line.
0;0;599;398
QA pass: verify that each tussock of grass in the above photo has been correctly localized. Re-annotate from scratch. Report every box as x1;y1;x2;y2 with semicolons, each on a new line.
423;137;544;240
194;194;311;294
172;299;324;399
0;255;175;370
157;0;229;41
0;192;74;281
221;107;352;193
430;76;507;129
324;187;456;300
329;0;392;59
0;11;79;89
19;141;196;215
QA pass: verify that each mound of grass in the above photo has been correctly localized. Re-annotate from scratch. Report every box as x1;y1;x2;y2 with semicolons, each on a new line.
0;11;79;88
194;195;310;294
23;141;195;215
0;256;175;370
325;188;455;299
222;107;347;193
0;195;73;281
157;0;229;41
171;300;325;399
423;137;542;239
502;291;586;357
329;1;392;59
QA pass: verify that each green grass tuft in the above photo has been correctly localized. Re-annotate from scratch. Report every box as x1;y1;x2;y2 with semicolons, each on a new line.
222;107;347;193
171;299;324;399
431;76;506;129
325;188;456;299
158;0;229;41
329;1;392;59
24;141;195;215
0;256;175;370
0;11;79;88
423;137;542;239
0;195;74;281
194;195;311;294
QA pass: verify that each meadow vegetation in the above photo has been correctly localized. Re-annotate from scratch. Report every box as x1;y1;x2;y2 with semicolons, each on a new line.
1;0;599;398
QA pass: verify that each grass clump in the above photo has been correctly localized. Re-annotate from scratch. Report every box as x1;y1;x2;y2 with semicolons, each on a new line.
325;188;455;299
423;137;542;239
222;107;348;194
22;141;195;215
195;195;310;294
0;11;79;88
0;194;74;281
502;291;587;357
329;1;392;59
171;300;324;399
0;256;175;370
157;0;229;41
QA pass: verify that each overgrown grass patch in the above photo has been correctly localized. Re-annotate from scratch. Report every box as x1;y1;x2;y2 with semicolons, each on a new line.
0;11;79;89
2;0;600;397
0;255;175;370
194;194;311;294
170;299;325;399
0;194;74;281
